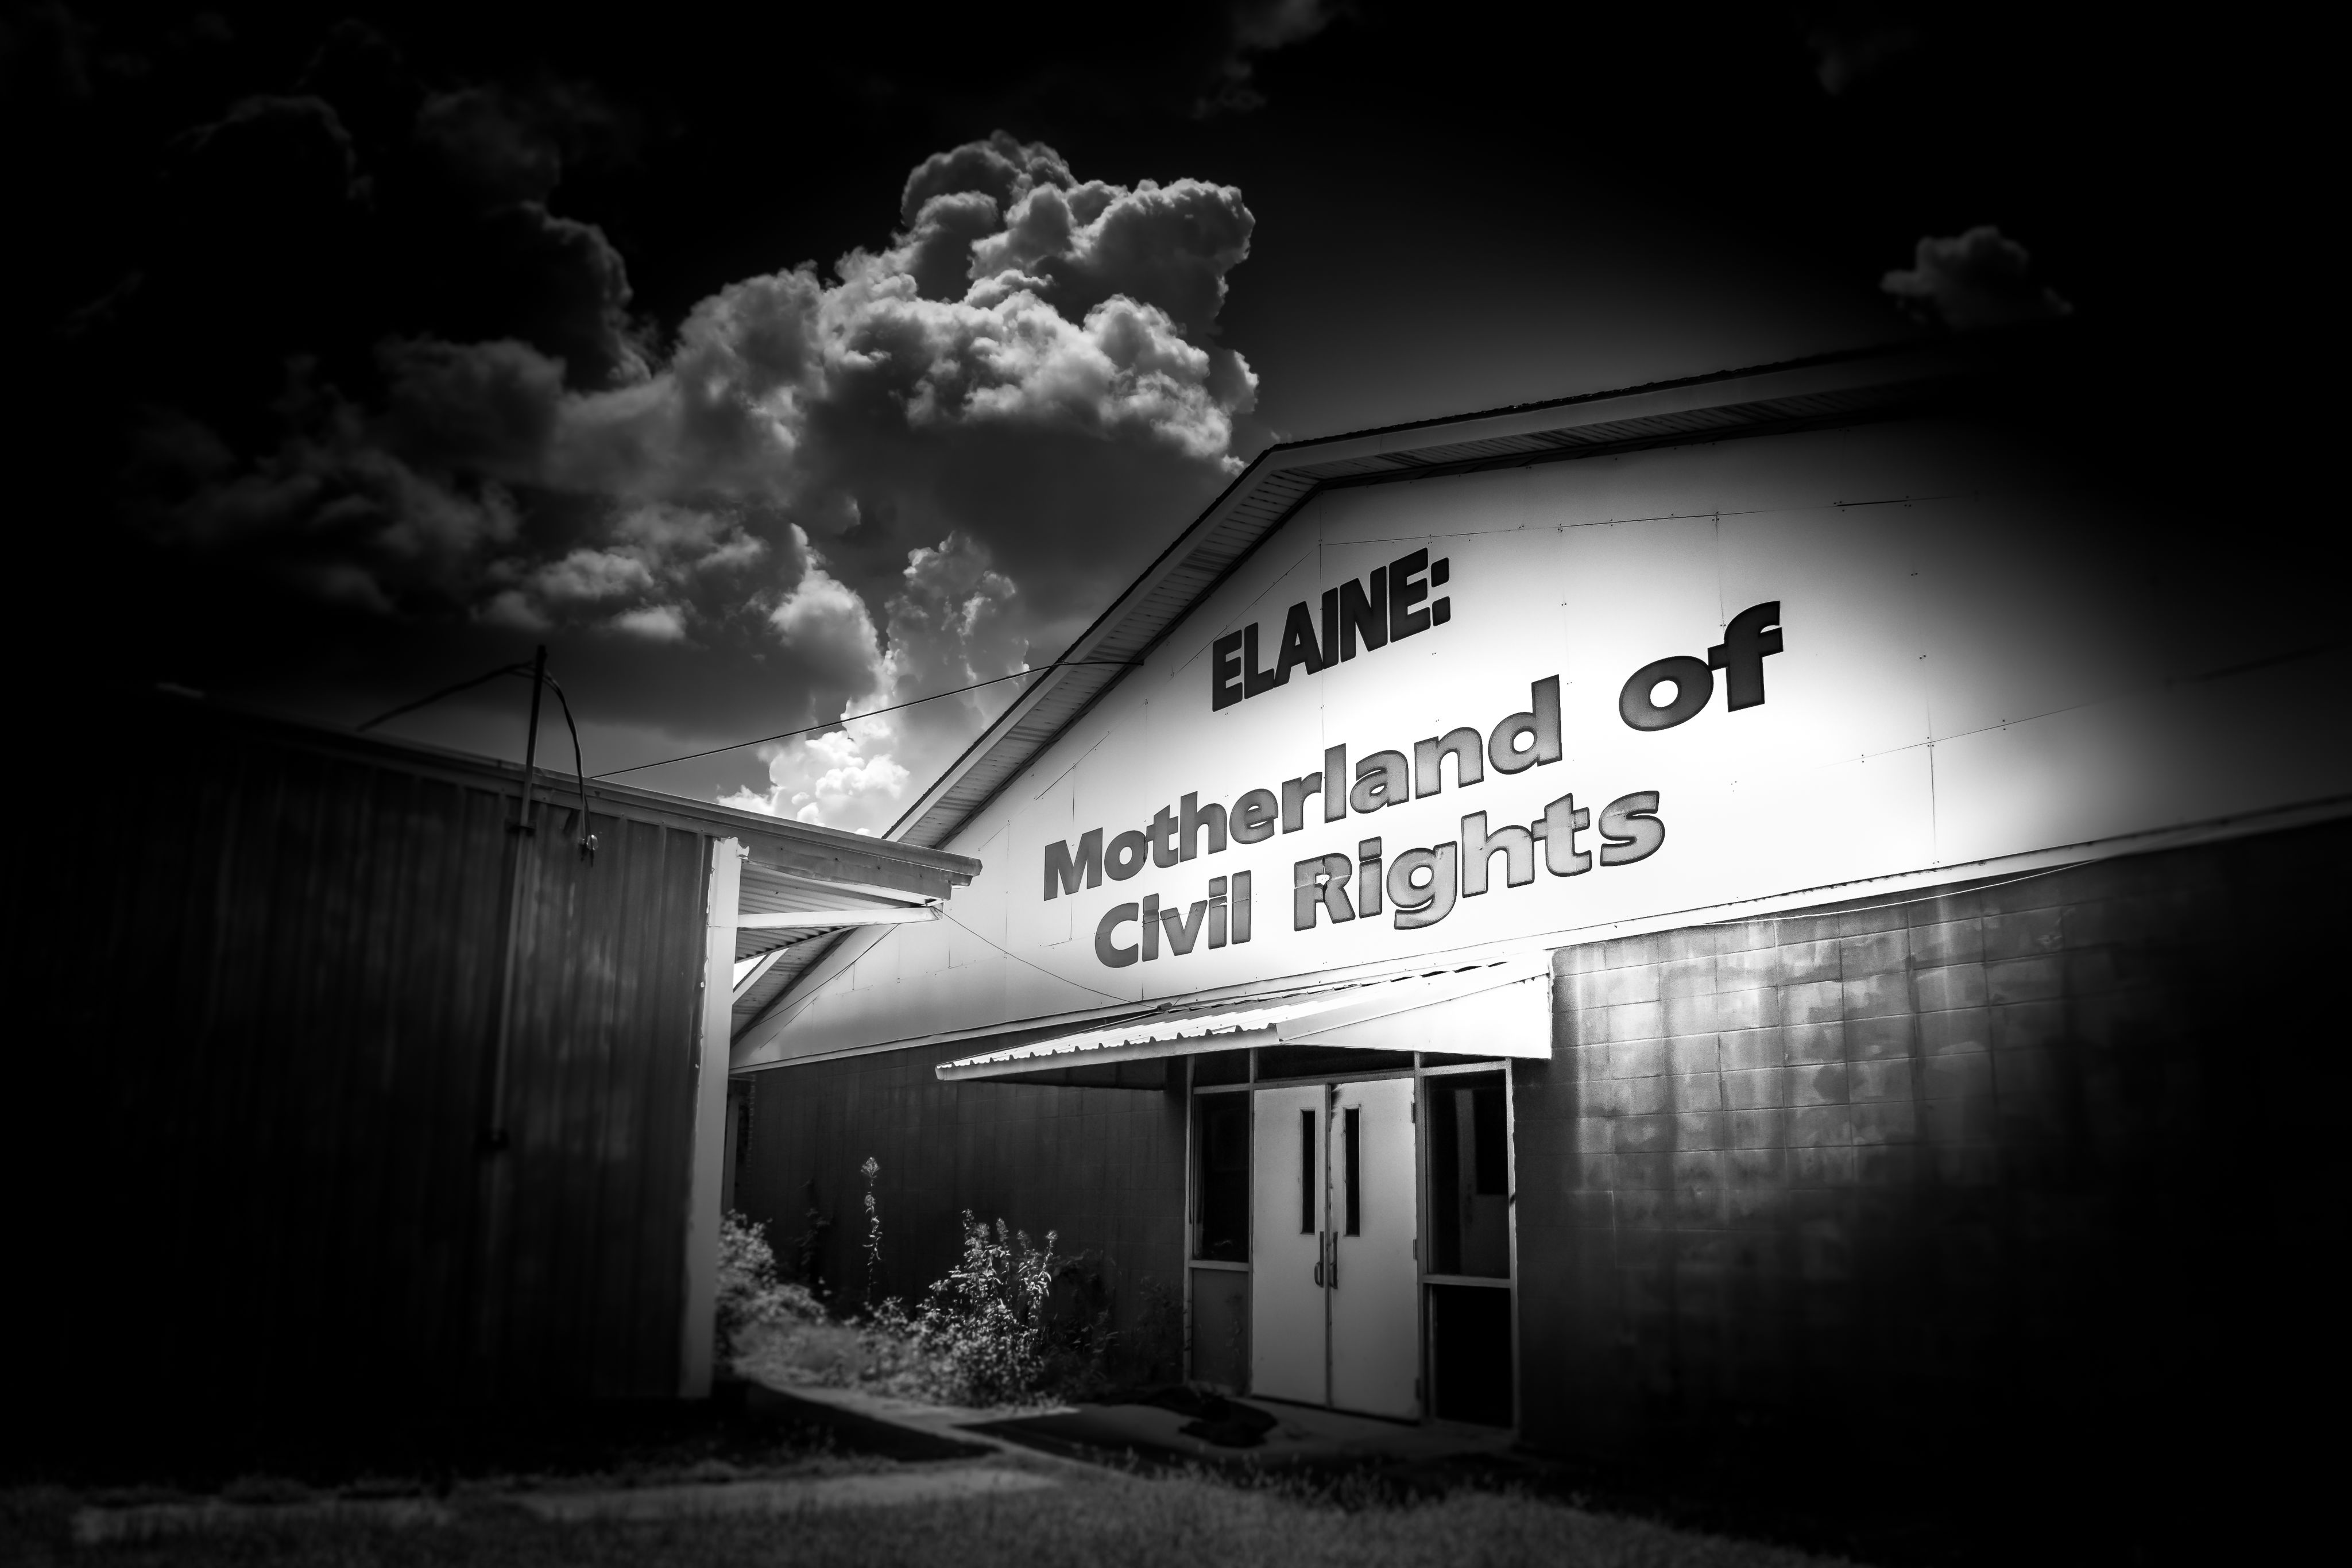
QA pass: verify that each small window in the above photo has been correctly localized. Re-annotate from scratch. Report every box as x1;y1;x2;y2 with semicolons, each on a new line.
1427;1071;1510;1277
1343;1107;1361;1236
1193;1099;1249;1262
1298;1109;1316;1233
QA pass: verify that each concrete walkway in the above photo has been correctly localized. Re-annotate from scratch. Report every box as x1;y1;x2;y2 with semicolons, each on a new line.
752;1377;1523;1482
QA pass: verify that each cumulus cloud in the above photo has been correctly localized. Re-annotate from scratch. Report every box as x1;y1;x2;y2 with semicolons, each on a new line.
722;531;1030;834
1881;226;2073;331
119;126;1256;831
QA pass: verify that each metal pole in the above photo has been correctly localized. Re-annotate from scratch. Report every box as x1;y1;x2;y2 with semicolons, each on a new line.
485;644;547;1151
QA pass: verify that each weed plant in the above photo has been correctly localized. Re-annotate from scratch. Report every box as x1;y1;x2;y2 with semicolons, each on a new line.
714;1211;822;1360
732;1164;1132;1408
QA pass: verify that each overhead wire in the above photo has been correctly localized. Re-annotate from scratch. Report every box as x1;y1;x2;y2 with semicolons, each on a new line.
358;656;595;863
587;660;1140;780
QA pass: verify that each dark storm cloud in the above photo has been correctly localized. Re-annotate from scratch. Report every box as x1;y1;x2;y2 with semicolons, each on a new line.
61;28;1256;830
1198;0;1344;114
1881;226;2071;332
1801;3;1927;96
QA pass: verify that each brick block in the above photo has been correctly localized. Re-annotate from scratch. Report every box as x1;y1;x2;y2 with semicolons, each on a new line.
1907;885;1982;924
1601;934;1662;969
1850;1058;1913;1102
1982;906;2063;959
1676;1110;1728;1151
1573;1116;1614;1154
1839;929;1909;978
1673;1147;1726;1199
1788;1105;1854;1147
1836;901;1910;936
1666;1033;1722;1078
2060;898;2125;947
1791;1144;1857;1185
1731;1108;1788;1148
1986;954;2063;1004
1841;970;1912;1020
1931;1142;2001;1186
1770;938;1843;985
1551;1009;1591;1049
1922;1096;1995;1147
1716;920;1778;954
1616;1150;1674;1190
1990;1046;2059;1106
1655;928;1720;961
1722;1066;1785;1110
1601;999;1665;1043
1671;1068;1724;1110
1922;1051;1993;1102
1909;917;1984;968
1564;1042;1613;1082
1914;962;1989;1012
1575;1152;1614;1188
1728;1145;1784;1185
1848;1014;1916;1060
1616;1073;1671;1116
1614;1113;1676;1153
1728;1181;1790;1226
1792;1062;1848;1107
1554;941;1608;976
1851;1099;1918;1144
1716;985;1778;1032
1569;965;1659;1009
1784;1021;1846;1063
1775;912;1842;945
1675;1184;1727;1228
1616;1187;1672;1227
1609;1037;1667;1080
1780;979;1843;1026
1659;955;1716;1000
1856;1144;1920;1187
1989;999;2064;1050
2064;948;2119;996
1714;944;1781;992
1720;1025;1785;1071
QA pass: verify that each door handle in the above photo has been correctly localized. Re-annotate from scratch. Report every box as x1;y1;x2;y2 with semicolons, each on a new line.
1328;1231;1339;1289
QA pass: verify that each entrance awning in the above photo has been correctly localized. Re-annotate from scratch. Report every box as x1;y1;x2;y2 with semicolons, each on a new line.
936;959;1551;1085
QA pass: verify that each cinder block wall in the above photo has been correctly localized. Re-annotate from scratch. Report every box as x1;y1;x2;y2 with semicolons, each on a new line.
736;1043;1187;1339
1514;816;2345;1503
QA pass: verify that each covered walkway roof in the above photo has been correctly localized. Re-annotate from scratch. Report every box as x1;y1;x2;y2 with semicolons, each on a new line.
937;959;1551;1086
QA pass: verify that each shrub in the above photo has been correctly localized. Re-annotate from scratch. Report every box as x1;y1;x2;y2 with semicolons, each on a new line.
715;1210;822;1358
868;1211;1121;1407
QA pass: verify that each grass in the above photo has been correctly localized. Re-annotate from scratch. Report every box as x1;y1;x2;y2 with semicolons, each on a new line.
0;1465;1860;1567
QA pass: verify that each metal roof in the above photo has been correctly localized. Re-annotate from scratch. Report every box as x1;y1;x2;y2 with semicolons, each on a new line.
746;337;1983;1031
124;688;980;1049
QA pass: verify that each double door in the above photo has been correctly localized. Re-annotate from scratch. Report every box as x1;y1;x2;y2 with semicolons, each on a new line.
1248;1078;1419;1418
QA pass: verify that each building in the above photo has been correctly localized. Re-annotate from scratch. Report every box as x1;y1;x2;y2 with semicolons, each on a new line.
2;689;976;1453
725;336;2347;1508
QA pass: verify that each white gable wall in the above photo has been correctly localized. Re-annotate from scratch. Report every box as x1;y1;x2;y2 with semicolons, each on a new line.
734;415;2351;1070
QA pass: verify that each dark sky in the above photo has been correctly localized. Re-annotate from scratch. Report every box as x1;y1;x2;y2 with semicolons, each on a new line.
6;2;2316;830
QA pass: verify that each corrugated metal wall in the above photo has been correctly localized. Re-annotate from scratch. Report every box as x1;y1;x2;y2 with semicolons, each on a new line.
736;1040;1186;1335
2;699;711;1426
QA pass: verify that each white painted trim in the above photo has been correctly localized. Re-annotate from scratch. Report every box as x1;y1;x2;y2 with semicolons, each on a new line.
735;792;2352;1076
736;905;939;931
679;837;742;1398
731;947;787;1001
